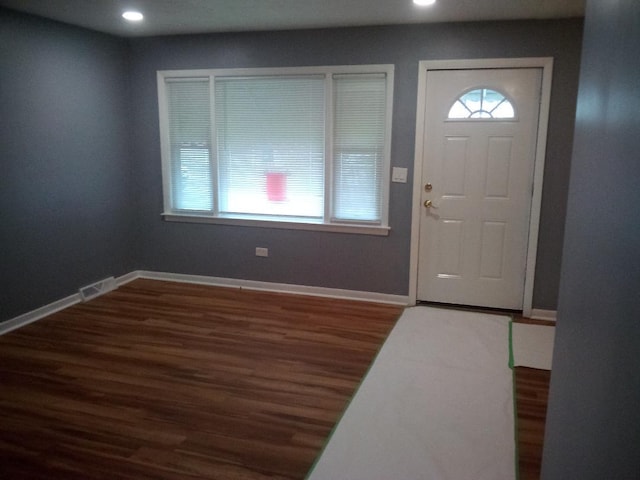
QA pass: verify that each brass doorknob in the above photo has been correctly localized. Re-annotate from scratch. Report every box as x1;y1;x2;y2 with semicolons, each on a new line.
424;199;433;208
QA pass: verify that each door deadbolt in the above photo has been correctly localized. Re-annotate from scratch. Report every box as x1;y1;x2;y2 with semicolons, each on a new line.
424;183;433;192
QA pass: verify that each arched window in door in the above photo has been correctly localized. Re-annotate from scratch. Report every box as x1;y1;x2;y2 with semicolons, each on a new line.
447;88;515;119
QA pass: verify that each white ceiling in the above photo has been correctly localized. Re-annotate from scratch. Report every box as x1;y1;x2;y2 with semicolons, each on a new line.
0;0;585;37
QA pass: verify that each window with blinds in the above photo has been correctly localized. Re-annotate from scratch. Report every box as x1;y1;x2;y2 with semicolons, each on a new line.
165;78;213;212
157;65;393;233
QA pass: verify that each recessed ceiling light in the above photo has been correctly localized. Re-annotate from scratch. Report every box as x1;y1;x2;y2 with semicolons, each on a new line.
122;11;144;22
413;0;436;6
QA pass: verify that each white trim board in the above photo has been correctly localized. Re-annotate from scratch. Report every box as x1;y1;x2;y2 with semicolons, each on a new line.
1;271;409;335
512;322;555;370
409;57;554;318
0;272;139;336
529;309;557;322
136;271;409;305
0;293;81;336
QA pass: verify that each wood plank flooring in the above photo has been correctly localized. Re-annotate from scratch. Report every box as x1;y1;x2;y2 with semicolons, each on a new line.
0;279;550;479
0;279;402;479
513;316;553;480
514;367;551;480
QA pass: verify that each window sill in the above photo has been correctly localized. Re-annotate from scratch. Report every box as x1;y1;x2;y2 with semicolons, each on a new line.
162;213;391;236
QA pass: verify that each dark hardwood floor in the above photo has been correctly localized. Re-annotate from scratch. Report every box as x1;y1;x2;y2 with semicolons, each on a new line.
513;316;553;480
0;279;550;479
514;367;551;480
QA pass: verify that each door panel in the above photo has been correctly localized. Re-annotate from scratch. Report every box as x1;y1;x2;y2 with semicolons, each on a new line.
417;68;542;309
443;136;469;195
485;137;512;197
438;219;464;276
480;221;506;279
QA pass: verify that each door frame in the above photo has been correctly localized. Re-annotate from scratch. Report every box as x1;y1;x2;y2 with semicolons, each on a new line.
408;58;554;317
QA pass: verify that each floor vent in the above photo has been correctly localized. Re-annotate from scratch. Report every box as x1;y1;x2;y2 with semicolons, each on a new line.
79;277;117;302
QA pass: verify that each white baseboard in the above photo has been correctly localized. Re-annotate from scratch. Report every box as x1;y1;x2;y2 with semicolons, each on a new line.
0;293;81;336
115;270;141;287
137;270;409;306
3;268;558;335
529;308;557;322
1;270;409;335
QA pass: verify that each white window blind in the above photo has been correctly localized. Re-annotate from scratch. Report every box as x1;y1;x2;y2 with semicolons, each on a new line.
158;65;393;233
166;78;213;212
215;76;325;218
332;74;387;222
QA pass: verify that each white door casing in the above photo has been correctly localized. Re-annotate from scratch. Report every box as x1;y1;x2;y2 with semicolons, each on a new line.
409;58;553;315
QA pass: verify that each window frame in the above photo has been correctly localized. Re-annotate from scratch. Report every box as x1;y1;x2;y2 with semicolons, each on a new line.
445;86;518;121
157;65;394;236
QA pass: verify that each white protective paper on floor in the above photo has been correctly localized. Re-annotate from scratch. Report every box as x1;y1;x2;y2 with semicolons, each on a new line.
512;323;555;370
307;306;515;480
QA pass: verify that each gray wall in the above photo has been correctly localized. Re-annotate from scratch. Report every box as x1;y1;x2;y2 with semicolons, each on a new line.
0;10;583;323
130;19;583;307
542;0;640;477
0;9;134;322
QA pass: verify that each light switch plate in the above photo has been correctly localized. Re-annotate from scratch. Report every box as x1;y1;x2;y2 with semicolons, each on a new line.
391;167;408;183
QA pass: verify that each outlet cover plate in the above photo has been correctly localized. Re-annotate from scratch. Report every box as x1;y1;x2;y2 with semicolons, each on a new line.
391;167;408;183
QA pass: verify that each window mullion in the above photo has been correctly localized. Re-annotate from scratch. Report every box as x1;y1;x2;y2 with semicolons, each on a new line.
324;74;334;223
381;71;394;227
209;75;219;216
157;74;173;213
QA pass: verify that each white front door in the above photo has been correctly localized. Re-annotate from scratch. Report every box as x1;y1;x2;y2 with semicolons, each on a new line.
417;68;542;309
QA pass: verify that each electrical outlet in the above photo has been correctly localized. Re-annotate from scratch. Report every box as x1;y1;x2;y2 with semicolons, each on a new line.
255;247;269;257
